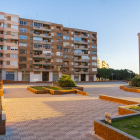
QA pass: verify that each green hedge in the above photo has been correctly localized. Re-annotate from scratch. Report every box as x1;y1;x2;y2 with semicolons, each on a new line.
58;75;76;87
131;77;140;87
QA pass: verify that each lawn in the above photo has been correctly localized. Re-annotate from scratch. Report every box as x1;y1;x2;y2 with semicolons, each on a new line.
130;105;140;112
103;115;140;139
31;86;72;91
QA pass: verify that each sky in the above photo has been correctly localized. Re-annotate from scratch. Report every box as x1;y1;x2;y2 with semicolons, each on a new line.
1;0;140;73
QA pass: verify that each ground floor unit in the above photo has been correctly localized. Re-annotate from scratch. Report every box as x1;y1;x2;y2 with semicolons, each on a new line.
0;69;96;82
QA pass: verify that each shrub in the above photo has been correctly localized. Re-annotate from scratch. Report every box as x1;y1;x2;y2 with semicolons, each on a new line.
131;77;140;87
124;78;131;81
58;75;76;87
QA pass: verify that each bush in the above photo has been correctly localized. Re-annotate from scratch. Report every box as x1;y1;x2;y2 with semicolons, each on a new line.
131;77;140;87
58;75;76;87
124;78;131;81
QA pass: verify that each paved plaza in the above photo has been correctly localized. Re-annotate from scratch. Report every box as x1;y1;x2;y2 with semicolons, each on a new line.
0;81;140;140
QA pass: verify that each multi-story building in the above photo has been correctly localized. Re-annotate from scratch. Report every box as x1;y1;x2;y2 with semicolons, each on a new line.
97;58;109;69
0;12;97;82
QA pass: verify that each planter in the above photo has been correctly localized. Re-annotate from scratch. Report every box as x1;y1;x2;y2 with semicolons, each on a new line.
27;87;49;94
94;113;140;140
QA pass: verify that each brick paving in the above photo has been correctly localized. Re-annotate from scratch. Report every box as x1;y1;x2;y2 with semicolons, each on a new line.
0;83;125;140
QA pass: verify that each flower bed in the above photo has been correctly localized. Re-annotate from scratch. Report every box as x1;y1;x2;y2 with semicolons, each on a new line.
120;86;140;93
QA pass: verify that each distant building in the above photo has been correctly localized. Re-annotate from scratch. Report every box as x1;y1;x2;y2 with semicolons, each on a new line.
97;58;109;69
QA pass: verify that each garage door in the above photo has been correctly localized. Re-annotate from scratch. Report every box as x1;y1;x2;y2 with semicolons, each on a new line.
22;74;30;81
53;74;59;82
6;72;14;81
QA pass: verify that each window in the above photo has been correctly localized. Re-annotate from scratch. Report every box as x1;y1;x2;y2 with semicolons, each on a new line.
19;57;26;61
43;44;51;49
71;37;74;40
71;32;73;34
82;56;89;60
63;42;69;46
19;42;27;47
57;39;62;43
4;32;7;35
34;44;42;48
19;49;26;54
4;46;7;50
74;37;81;41
30;37;33;40
10;54;18;59
71;44;73;46
92;62;97;66
92;45;96;49
20;28;27;33
33;37;42;41
10;61;18;66
11;47;18;51
56;52;60;56
30;65;32;68
51;27;54;29
20;21;27;25
19;35;27;40
92;51;97;55
11;25;18;30
34;22;42;28
11;17;18;23
30;44;33;47
63;48;69;52
92;68;97;71
30;58;32;61
57;33;62;37
57;45;62;50
56;59;62;62
51;39;54;42
51;33;54;36
30;30;33;33
63;36;69;40
30;51;32;54
30;23;33;26
4;24;7;28
19;64;26;69
92;57;97;60
3;62;6;65
64;55;69;58
74;49;82;54
0;15;4;20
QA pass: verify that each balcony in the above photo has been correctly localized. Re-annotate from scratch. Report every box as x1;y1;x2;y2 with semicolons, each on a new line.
74;34;88;39
33;26;52;32
74;40;88;44
74;46;89;50
74;65;89;68
33;46;51;51
74;71;89;74
33;40;51;45
62;70;74;74
74;52;89;56
33;54;51;58
33;33;51;38
4;35;18;40
33;61;51;65
74;59;89;62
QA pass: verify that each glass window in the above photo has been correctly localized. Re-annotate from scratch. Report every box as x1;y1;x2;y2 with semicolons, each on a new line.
51;27;54;29
92;51;97;55
57;33;62;37
19;35;27;40
30;37;33;40
11;25;18;30
92;45;96;48
56;59;62;62
20;28;27;33
71;37;74;40
92;62;97;66
51;33;54;36
30;30;33;33
51;39;54;42
71;32;73;34
4;24;7;28
57;39;62;43
19;64;26;69
64;55;69;58
30;23;33;26
4;46;7;50
10;61;18;66
19;42;27;47
19;49;26;54
63;42;69;46
0;15;4;20
34;44;42;48
33;37;42;41
10;54;18;59
11;17;18;23
74;49;82;53
57;45;62;50
34;22;42;27
74;37;81;41
92;68;97;71
92;57;97;60
20;21;27;25
63;36;69;40
82;56;89;60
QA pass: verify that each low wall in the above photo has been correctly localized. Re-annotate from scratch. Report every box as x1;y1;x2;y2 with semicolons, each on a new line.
27;87;49;94
74;89;88;96
118;106;138;115
120;86;140;93
99;94;139;105
3;80;29;84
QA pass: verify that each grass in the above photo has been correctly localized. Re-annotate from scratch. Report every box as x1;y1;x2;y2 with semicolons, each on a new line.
130;105;140;112
103;115;140;139
31;86;72;91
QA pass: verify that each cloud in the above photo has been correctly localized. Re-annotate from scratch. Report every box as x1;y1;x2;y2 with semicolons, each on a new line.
105;55;109;56
121;53;128;55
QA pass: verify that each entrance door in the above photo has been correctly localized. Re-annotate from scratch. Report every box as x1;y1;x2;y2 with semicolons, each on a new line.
53;74;59;82
22;74;30;81
6;72;14;81
89;76;93;81
81;74;85;81
42;72;49;81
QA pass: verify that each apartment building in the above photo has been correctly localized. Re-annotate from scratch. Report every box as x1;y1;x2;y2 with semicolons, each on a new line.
97;58;109;69
0;12;97;82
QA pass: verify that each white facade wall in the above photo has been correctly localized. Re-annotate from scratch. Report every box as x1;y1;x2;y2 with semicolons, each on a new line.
49;72;53;82
30;72;42;82
14;70;18;81
71;74;74;81
2;69;6;80
86;75;89;81
18;72;22;81
59;72;62;78
79;74;81;81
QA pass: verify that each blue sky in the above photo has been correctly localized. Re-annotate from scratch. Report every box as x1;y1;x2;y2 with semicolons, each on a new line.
1;0;140;73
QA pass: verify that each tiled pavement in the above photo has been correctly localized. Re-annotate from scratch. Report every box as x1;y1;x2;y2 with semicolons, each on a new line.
0;82;126;140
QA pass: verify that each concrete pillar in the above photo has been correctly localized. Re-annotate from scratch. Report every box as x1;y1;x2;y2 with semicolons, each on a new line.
59;72;62;78
30;72;34;82
49;72;53;82
40;72;42;81
79;74;81;81
86;74;89;81
94;74;96;81
18;72;22;81
14;70;18;81
71;74;74;81
2;69;6;80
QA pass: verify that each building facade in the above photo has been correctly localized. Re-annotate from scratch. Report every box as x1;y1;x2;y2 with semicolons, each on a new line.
0;12;97;82
97;58;109;69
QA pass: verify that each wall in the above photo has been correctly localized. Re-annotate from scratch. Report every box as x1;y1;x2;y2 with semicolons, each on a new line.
1;69;6;80
94;74;96;81
49;72;53;82
30;72;42;82
79;74;81;81
59;72;62;78
14;70;18;81
86;74;89;81
18;72;22;81
71;74;74;81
